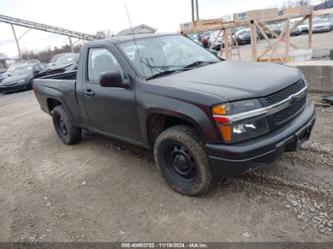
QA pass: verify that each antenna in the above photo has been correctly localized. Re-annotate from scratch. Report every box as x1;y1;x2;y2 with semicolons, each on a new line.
124;3;146;78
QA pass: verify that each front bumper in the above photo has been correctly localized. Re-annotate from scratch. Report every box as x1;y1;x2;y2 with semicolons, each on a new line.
206;101;316;177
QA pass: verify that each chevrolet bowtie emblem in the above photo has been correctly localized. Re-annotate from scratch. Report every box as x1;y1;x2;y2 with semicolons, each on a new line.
289;94;298;105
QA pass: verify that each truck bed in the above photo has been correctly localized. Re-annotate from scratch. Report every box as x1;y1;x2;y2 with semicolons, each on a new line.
33;71;80;118
40;70;77;80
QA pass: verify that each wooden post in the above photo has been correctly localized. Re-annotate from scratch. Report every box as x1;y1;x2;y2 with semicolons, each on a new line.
256;21;284;62
250;21;257;61
11;24;22;60
234;32;241;61
308;14;313;49
219;31;224;58
223;28;229;59
285;18;291;60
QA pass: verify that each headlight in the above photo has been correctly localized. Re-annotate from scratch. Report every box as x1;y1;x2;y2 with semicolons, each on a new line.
17;79;25;84
299;72;308;87
212;99;269;143
229;117;269;143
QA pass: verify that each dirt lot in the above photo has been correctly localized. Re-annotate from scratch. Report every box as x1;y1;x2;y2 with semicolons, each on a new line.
0;90;332;242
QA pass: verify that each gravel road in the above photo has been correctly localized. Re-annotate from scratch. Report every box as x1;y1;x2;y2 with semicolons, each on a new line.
0;90;332;242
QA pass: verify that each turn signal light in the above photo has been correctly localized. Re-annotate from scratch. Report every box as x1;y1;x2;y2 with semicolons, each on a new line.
219;125;232;142
212;104;231;141
212;104;227;115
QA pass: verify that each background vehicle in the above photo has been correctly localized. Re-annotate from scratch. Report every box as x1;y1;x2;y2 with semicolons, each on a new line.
289;22;302;36
0;62;47;93
0;72;8;83
0;59;40;83
329;14;333;29
33;34;315;196
186;33;200;44
209;30;223;50
312;18;332;33
287;19;303;36
262;24;282;38
235;28;251;45
290;27;302;36
47;53;79;74
199;31;212;48
299;21;309;33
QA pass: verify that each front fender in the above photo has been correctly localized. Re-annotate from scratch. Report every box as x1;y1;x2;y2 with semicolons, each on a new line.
138;93;222;147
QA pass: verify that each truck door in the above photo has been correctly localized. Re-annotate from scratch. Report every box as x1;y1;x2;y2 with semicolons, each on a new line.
78;47;143;144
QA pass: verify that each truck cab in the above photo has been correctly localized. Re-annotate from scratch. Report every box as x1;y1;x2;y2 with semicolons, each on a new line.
33;33;316;196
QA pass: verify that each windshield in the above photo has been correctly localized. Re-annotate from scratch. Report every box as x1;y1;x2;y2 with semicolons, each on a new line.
11;65;33;76
7;63;26;73
51;54;76;66
118;35;220;79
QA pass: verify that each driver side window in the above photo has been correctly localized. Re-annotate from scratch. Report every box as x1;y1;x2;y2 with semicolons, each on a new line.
87;48;123;83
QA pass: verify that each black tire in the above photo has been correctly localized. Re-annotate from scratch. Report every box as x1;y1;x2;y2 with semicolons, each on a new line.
52;105;81;145
154;125;215;196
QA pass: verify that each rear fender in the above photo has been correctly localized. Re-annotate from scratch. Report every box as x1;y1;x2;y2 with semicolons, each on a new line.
44;87;76;123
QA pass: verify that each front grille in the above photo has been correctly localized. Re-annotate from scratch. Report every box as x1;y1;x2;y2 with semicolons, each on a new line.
261;80;306;106
272;96;307;126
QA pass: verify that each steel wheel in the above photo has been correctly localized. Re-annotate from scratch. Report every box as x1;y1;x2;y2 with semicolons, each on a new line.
165;144;197;180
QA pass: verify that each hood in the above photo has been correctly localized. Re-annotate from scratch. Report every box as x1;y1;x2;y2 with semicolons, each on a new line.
1;75;29;85
148;61;301;104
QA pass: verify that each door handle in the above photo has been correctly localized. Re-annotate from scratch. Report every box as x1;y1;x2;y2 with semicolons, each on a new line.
84;89;95;97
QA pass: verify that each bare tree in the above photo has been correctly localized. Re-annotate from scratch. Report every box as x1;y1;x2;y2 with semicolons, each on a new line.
95;29;114;39
21;43;82;63
295;0;310;7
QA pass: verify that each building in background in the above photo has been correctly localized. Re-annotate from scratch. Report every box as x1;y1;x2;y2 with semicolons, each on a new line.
116;24;157;36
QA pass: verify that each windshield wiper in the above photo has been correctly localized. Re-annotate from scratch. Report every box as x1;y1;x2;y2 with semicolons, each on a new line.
146;69;180;80
182;60;217;70
146;61;219;80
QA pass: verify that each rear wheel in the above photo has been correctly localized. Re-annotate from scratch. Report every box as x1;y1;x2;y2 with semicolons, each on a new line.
154;125;215;196
52;105;81;145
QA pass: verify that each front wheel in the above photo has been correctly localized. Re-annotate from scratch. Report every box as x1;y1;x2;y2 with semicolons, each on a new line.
154;125;215;196
52;105;81;145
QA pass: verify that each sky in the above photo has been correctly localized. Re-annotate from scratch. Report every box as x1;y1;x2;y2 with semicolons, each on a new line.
0;0;323;58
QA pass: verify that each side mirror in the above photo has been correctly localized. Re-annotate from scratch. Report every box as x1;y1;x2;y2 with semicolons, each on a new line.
99;70;127;88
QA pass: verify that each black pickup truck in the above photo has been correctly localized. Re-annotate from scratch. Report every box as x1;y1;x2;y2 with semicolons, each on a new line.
33;33;315;196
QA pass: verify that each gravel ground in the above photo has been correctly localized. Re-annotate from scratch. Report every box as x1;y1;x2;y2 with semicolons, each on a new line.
0;90;332;242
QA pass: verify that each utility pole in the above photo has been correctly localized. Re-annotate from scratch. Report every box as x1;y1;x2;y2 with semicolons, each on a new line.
195;0;200;21
191;0;195;22
191;0;200;22
11;24;22;60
